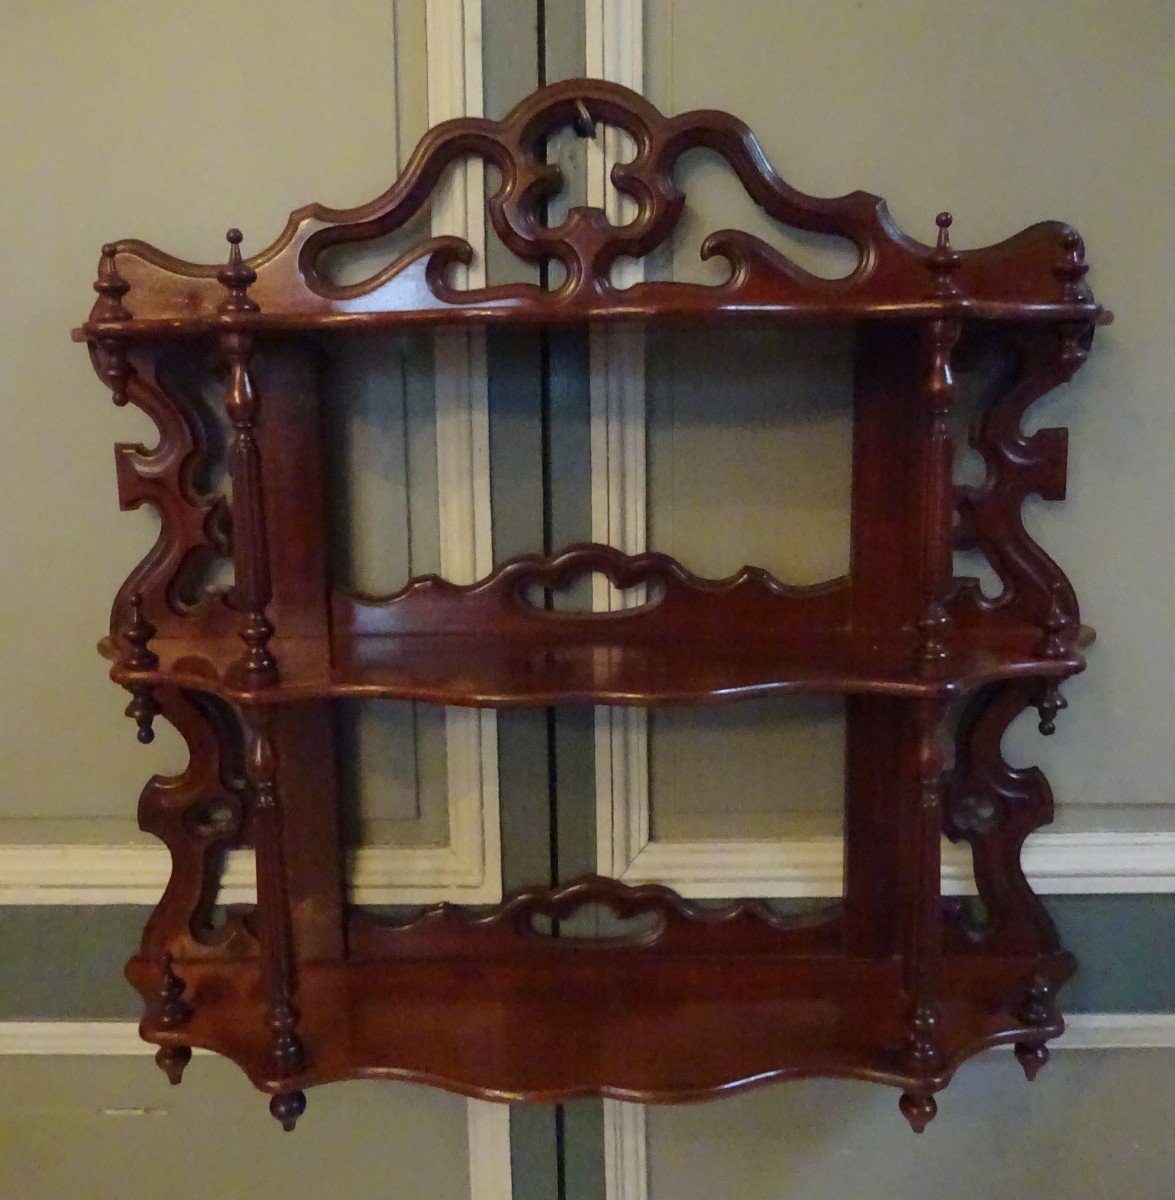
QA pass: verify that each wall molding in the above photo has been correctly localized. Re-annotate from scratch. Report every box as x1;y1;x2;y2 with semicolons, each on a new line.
427;0;502;906
613;830;1175;898
0;829;1171;904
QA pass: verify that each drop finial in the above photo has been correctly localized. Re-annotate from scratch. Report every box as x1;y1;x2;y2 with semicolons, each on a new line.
217;228;259;314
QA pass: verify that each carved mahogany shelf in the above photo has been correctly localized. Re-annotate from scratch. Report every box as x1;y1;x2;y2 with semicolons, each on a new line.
101;610;1093;709
78;79;1106;1138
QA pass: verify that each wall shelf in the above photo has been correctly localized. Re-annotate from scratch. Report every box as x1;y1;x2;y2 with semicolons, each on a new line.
77;78;1107;1136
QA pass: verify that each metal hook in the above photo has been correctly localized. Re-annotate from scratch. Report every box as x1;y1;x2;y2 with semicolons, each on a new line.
573;99;596;139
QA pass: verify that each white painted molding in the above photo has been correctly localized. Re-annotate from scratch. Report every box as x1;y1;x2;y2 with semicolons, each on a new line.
604;1098;648;1200
587;14;649;1200
615;830;1175;899
0;842;493;906
467;1098;514;1200
586;0;651;895
429;0;502;906
2;829;1170;905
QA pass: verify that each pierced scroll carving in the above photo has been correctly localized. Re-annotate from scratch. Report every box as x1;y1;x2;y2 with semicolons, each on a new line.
945;680;1067;957
350;874;839;961
79;80;1104;331
92;343;235;643
951;322;1093;632
137;689;255;961
339;541;849;640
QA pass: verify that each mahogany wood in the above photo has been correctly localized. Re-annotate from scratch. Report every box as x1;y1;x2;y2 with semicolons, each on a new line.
76;79;1105;1135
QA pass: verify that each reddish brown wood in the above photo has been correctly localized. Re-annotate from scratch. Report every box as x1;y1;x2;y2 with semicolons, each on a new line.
73;79;1108;341
78;79;1105;1135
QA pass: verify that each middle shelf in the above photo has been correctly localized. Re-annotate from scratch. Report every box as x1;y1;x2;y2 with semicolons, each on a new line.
105;622;1090;708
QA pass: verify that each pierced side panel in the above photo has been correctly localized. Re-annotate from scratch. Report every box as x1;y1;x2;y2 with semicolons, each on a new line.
93;342;236;644
137;688;256;960
945;679;1063;957
950;322;1092;633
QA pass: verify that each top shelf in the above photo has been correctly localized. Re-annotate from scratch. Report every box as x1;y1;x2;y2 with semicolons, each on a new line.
76;79;1109;344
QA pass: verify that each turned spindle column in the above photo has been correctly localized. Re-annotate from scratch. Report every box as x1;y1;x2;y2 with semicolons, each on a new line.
898;696;948;1132
915;223;962;674
217;230;278;685
122;593;160;744
243;709;307;1130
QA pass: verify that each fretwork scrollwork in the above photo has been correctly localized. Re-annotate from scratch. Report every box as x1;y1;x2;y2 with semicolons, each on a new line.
951;323;1093;631
91;343;234;643
945;680;1063;956
137;688;256;960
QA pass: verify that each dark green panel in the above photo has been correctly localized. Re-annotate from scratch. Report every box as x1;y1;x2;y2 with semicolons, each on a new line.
1052;894;1175;1012
0;906;150;1019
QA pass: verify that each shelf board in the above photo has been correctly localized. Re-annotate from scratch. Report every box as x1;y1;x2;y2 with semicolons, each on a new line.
127;949;1070;1103
103;624;1091;708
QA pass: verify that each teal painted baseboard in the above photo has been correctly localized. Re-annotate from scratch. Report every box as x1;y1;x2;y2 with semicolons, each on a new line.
0;895;1171;1019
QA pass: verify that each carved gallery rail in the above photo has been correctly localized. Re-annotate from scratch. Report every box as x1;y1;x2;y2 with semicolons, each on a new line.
74;78;1109;1135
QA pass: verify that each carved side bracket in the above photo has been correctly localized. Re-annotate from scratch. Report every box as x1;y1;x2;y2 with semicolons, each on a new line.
952;323;1093;631
92;343;234;643
945;680;1063;956
137;688;256;960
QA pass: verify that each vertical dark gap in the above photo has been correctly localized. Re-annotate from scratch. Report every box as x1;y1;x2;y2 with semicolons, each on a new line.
538;8;567;1199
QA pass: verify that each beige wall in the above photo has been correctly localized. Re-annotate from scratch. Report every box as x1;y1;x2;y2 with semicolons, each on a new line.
0;0;433;836
645;0;1175;835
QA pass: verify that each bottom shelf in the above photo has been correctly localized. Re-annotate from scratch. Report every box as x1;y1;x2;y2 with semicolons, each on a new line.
127;949;1071;1105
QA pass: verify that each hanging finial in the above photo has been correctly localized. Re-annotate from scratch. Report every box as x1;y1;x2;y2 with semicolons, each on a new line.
925;212;961;298
217;228;259;314
1034;678;1068;735
1053;229;1090;302
152;953;193;1085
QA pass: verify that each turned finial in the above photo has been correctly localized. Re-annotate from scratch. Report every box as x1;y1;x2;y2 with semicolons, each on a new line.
123;593;158;670
91;244;132;323
1039;582;1074;659
899;1092;938;1134
1034;678;1068;735
125;686;160;744
926;211;961;297
1054;229;1090;302
270;1090;308;1132
156;953;192;1029
217;228;259;314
